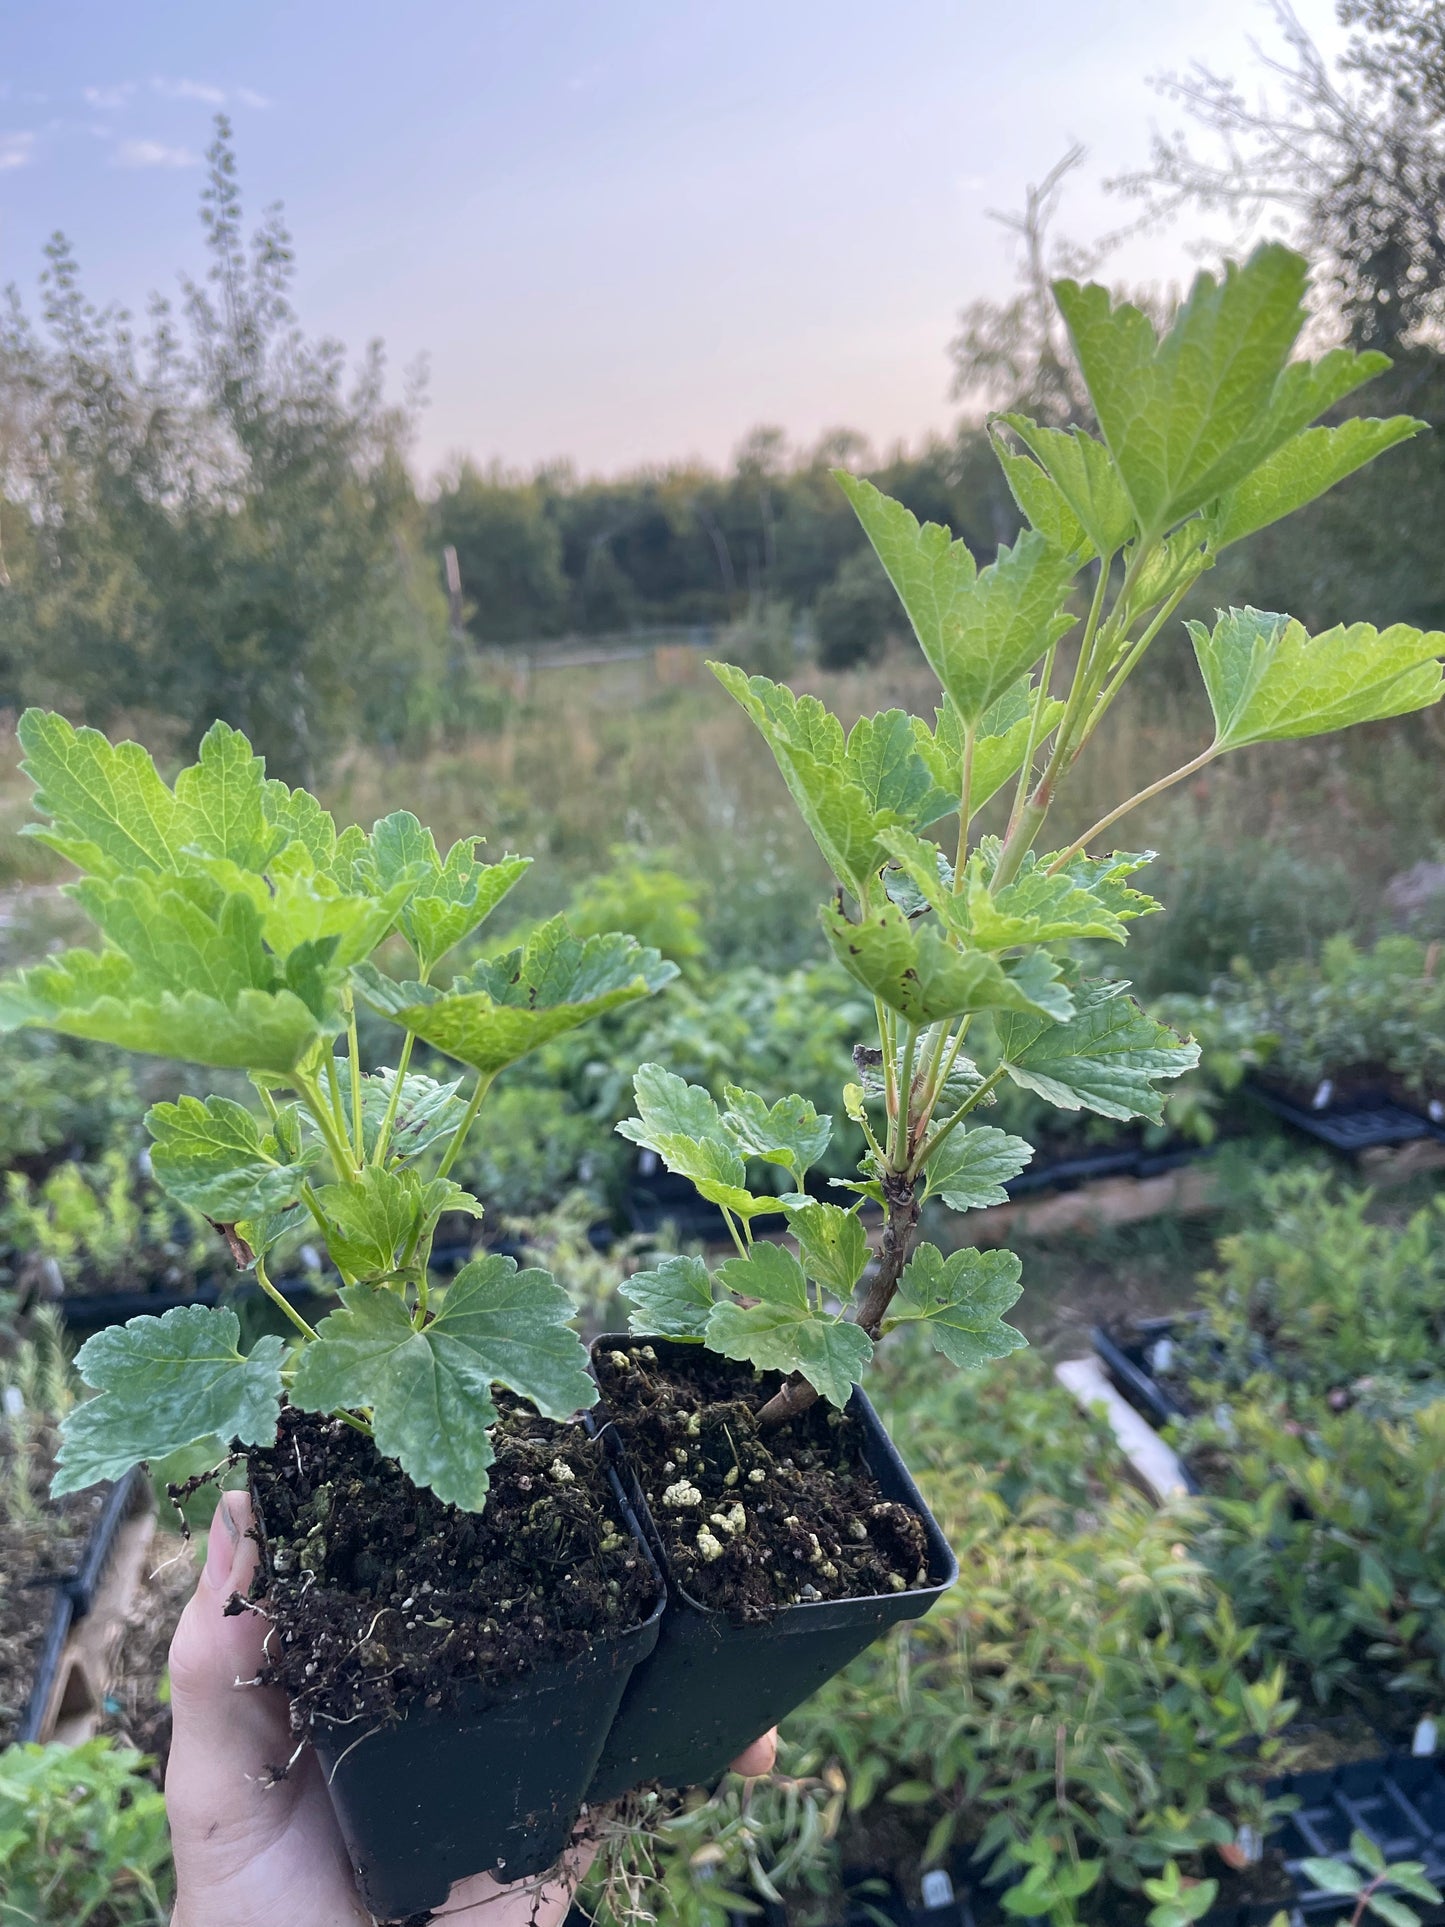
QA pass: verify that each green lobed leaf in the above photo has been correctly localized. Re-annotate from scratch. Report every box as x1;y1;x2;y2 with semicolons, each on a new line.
1040;849;1161;923
709;665;952;895
785;1199;870;1298
170;721;280;872
18;709;192;879
992;438;1092;557
997;415;1137;556
706;1251;874;1408
146;1094;313;1222
53;1306;285;1495
837;474;1078;726
617;1064;772;1220
357;1068;466;1163
921;1125;1034;1209
1209;416;1424;550
889;1244;1027;1367
1054;246;1313;534
354;918;678;1075
369;810;532;972
290;1256;594;1510
910;682;1067;821
620;1253;715;1340
1189;606;1445;751
312;1167;481;1280
721;1086;832;1181
0;946;331;1073
821;896;1073;1027
997;977;1199;1124
957;849;1132;949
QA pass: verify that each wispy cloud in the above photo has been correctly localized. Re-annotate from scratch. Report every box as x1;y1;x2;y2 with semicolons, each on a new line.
151;76;226;105
113;137;199;169
234;87;271;110
84;83;136;109
0;131;35;171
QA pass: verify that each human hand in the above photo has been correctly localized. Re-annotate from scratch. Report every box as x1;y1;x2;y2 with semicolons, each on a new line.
166;1493;777;1926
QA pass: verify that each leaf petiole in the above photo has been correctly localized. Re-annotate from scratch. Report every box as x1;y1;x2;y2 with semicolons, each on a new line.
1047;743;1219;872
255;1255;320;1343
909;1064;1008;1177
433;1070;496;1183
369;1031;417;1166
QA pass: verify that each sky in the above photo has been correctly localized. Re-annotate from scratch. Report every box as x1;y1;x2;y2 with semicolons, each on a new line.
0;0;1347;484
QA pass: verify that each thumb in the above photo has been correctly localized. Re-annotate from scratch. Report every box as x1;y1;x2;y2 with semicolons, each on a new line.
166;1494;305;1862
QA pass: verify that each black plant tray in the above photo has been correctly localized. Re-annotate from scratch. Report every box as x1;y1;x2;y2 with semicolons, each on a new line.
13;1586;74;1745
586;1336;958;1804
63;1465;146;1615
1274;1749;1445;1920
1000;1136;1210;1200
1091;1321;1192;1430
1248;1079;1444;1154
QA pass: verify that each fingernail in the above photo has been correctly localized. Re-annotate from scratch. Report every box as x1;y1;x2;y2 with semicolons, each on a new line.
204;1494;244;1591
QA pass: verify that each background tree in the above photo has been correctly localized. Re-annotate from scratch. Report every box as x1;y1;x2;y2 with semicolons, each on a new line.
1119;0;1445;352
0;119;444;781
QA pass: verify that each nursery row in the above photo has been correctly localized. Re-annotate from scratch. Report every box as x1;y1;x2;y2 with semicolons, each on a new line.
4;1172;1443;1926
2;929;1441;1328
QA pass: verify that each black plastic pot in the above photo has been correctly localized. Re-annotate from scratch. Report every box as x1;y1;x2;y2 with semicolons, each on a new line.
270;1463;664;1924
585;1336;959;1803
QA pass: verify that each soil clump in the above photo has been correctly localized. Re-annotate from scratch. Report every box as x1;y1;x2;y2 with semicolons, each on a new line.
246;1401;658;1743
593;1342;929;1621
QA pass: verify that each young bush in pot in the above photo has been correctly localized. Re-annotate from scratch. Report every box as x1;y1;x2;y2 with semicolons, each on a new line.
0;715;677;1917
591;243;1445;1796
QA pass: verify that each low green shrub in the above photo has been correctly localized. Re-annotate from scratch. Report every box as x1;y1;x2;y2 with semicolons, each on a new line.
0;1738;172;1925
783;1480;1295;1904
0;1033;139;1175
1182;1168;1445;1397
0;1151;215;1301
1190;1396;1445;1730
1229;933;1445;1102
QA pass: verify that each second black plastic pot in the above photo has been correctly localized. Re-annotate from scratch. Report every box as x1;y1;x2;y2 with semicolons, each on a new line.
585;1335;959;1803
255;1460;664;1923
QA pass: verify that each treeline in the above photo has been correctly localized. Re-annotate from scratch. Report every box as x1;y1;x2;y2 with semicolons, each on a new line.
429;427;1018;655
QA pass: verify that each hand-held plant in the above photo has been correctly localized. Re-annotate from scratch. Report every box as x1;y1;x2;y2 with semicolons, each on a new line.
0;716;677;1510
617;244;1445;1428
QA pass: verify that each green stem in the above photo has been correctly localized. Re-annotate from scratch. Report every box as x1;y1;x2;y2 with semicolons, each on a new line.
909;1064;1007;1177
324;1050;351;1150
911;1017;971;1148
721;1207;749;1260
889;1025;919;1168
952;721;977;886
1073;579;1193;756
297;1073;361;1180
331;1408;374;1438
255;1255;320;1342
1006;645;1059;838
875;998;899;1141
370;1032;417;1167
433;1070;495;1183
346;995;365;1159
1046;743;1219;873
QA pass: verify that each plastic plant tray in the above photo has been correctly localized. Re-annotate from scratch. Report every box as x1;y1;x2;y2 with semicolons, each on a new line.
1248;1081;1441;1153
